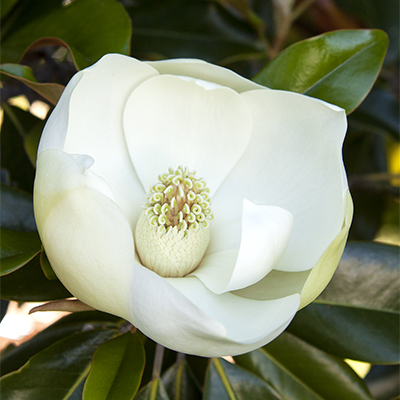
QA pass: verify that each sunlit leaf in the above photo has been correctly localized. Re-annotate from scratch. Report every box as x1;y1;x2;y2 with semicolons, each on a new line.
254;30;389;113
83;332;145;400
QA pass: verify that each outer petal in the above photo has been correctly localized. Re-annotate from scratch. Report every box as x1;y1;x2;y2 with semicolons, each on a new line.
39;54;160;227
123;74;252;195
233;190;353;307
147;58;263;93
211;89;348;272
34;150;135;321
130;267;300;356
192;198;293;293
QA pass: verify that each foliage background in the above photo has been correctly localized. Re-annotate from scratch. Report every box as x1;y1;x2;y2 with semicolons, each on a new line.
0;0;399;399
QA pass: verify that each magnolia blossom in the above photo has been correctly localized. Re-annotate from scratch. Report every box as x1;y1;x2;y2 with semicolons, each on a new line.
34;54;352;357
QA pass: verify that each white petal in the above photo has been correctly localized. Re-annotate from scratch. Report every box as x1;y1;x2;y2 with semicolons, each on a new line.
193;198;293;293
130;267;300;356
233;190;353;305
34;150;135;321
147;58;263;93
40;54;159;227
211;89;348;272
123;74;252;195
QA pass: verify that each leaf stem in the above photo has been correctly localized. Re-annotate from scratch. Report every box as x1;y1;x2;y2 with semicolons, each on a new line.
152;343;165;379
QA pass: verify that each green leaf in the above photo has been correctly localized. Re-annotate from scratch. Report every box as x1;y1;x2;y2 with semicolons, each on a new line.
162;360;202;400
254;30;389;114
204;358;280;400
1;0;131;70
0;0;19;19
288;242;400;364
1;329;116;400
0;228;41;275
236;332;373;400
40;249;57;280
126;0;262;63
0;64;64;105
23;126;42;167
83;331;145;400
1;254;71;301
0;184;36;232
1;311;122;377
1;104;37;192
136;378;171;400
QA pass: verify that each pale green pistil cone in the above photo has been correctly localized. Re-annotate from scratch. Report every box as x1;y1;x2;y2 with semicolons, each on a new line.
135;166;213;277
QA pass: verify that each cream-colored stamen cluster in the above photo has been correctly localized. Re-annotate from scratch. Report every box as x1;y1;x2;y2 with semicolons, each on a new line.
135;166;213;278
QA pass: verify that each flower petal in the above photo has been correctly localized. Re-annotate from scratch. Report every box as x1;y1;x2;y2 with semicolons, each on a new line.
192;198;293;293
34;150;135;321
130;267;300;356
123;74;252;195
40;54;160;227
233;190;353;306
147;58;263;93
211;89;348;272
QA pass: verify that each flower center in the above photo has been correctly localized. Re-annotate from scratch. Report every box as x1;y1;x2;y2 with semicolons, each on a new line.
135;166;213;277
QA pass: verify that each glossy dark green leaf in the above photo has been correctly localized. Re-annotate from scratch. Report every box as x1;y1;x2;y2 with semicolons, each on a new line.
236;332;372;400
40;249;57;280
0;0;19;18
1;0;131;69
0;228;41;275
0;184;36;232
1;311;122;377
204;358;280;400
83;331;145;400
24;126;42;166
1;329;116;400
1;254;71;301
288;242;400;364
162;359;202;400
1;64;64;105
136;378;170;400
126;0;262;63
1;104;37;192
254;30;389;114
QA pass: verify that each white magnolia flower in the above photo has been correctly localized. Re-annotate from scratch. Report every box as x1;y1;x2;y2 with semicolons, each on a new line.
34;54;352;357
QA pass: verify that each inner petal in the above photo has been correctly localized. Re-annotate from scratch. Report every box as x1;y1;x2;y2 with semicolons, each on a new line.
123;74;253;196
192;198;293;294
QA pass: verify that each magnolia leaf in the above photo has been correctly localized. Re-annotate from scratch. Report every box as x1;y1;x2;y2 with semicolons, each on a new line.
0;228;42;275
1;0;131;70
203;358;280;400
40;249;58;280
254;30;389;114
0;64;65;105
83;332;145;400
135;378;171;400
162;360;202;400
0;311;123;377
0;330;116;400
288;242;400;364
1;254;71;301
29;299;94;314
236;332;373;400
0;184;36;232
